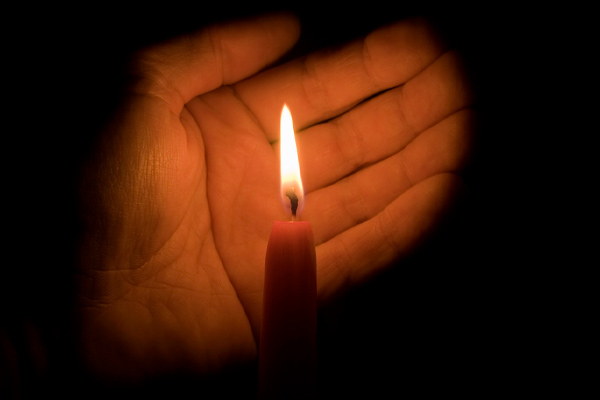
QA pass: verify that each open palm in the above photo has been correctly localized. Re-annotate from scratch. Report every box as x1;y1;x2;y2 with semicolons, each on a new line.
77;13;474;380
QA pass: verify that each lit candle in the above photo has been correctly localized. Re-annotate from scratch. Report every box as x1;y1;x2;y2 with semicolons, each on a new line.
258;105;317;400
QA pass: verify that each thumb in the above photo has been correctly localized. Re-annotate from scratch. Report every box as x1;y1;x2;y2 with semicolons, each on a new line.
130;12;300;112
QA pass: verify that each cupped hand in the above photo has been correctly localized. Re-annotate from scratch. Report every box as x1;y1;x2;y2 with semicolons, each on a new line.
77;12;474;380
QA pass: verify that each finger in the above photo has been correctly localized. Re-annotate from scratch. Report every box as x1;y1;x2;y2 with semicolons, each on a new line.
130;12;300;112
295;50;473;193
316;173;464;303
305;108;475;245
234;18;445;140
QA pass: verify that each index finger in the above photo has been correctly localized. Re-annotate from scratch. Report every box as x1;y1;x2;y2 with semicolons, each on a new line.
234;18;445;140
129;12;300;114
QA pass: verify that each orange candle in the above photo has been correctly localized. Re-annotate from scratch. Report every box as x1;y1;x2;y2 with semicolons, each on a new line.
258;105;317;399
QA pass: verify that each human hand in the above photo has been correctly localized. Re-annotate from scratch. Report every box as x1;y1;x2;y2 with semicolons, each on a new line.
77;12;474;381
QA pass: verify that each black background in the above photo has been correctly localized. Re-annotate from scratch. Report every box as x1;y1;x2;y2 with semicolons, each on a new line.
3;2;578;398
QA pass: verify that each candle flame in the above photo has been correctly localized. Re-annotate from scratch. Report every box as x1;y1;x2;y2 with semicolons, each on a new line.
280;104;304;219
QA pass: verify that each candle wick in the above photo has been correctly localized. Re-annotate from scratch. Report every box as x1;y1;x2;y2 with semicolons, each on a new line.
285;187;298;219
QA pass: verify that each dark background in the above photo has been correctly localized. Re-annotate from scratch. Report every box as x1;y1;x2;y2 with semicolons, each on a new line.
4;2;575;398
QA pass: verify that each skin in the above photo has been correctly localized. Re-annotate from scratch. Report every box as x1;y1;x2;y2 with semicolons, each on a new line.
76;12;475;381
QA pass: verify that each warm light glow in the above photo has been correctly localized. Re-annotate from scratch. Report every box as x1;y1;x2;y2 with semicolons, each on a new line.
280;104;304;219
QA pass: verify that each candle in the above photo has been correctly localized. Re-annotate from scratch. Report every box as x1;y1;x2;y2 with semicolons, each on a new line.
258;105;317;399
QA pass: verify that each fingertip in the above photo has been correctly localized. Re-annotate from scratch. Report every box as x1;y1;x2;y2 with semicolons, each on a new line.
370;16;446;53
236;10;301;47
362;16;446;88
260;11;302;58
269;10;301;38
206;11;302;83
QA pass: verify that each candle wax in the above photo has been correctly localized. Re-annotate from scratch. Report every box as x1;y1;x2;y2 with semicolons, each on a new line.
259;220;317;399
